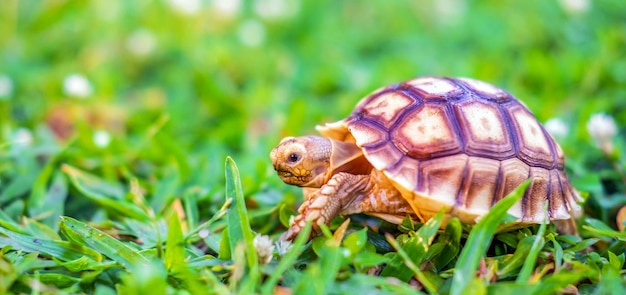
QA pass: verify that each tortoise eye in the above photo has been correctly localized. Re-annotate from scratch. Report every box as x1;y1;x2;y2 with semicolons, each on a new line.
288;153;300;163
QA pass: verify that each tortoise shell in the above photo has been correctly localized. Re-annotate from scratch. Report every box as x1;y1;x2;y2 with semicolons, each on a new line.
317;77;582;224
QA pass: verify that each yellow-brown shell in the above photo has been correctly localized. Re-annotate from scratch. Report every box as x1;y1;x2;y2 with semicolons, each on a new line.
319;77;582;224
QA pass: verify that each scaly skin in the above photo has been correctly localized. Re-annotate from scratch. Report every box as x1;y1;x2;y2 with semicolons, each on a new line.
281;172;370;241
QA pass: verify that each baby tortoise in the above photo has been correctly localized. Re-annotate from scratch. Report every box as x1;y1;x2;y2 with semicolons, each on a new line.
271;77;582;240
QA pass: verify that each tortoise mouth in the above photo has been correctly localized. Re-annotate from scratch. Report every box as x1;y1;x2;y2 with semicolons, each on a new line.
275;168;297;180
276;169;293;178
274;168;313;187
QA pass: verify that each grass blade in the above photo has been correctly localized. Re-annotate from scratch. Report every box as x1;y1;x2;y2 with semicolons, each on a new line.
165;211;185;272
62;165;150;221
117;259;168;294
59;216;148;269
451;180;530;295
28;168;68;230
496;235;534;278
224;157;259;286
293;241;343;294
530;262;594;295
432;217;462;270
0;226;100;262
386;234;439;294
517;206;548;282
184;198;231;242
487;281;536;294
583;218;626;241
337;273;427;294
183;187;201;230
380;209;444;281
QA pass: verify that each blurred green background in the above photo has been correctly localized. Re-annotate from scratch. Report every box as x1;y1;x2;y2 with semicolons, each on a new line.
1;0;625;225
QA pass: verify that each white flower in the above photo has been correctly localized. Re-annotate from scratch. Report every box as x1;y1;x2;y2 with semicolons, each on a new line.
198;229;210;239
93;130;111;148
558;0;590;14
212;0;241;16
13;128;33;148
237;19;266;47
253;0;299;20
587;113;617;141
544;118;569;140
253;234;275;264
0;75;13;99
434;0;467;26
587;113;617;154
275;239;292;257
126;29;157;57
63;74;93;98
167;0;202;15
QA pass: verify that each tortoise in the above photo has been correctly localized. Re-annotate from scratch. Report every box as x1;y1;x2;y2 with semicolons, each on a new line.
270;77;582;241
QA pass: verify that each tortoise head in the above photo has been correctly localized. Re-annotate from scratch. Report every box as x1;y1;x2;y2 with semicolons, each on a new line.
270;136;332;187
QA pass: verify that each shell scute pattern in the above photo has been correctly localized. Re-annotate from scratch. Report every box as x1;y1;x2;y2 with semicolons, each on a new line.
362;141;405;171
417;154;468;206
348;121;387;148
506;104;556;168
348;77;559;168
359;91;414;128
525;167;550;220
460;157;500;212
343;77;579;223
456;77;511;102
391;104;463;160
405;77;464;99
453;100;516;159
384;156;419;192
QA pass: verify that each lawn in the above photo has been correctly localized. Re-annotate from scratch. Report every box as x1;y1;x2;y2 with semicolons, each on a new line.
1;0;625;294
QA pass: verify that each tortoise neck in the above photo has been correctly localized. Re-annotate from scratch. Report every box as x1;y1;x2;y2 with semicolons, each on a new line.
328;139;373;180
300;136;332;187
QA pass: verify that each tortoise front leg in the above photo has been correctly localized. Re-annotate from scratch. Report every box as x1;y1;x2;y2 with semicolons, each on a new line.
281;172;370;241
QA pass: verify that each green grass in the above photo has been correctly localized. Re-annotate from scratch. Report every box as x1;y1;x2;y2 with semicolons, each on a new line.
1;0;626;294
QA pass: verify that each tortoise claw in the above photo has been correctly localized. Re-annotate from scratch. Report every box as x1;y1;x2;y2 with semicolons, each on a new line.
279;229;296;242
281;214;317;241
